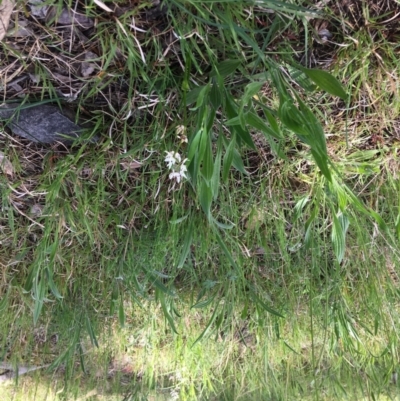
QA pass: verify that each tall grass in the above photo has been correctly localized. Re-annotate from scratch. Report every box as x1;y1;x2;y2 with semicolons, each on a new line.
1;0;400;399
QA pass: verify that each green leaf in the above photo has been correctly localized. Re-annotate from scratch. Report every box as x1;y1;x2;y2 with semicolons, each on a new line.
191;295;216;309
332;212;349;263
169;214;189;225
186;86;205;106
264;109;281;137
279;99;309;137
311;149;331;181
45;268;63;299
159;291;178;334
210;83;222;110
241;82;264;106
210;59;241;78
299;67;348;100
222;137;235;182
192;301;220;346
287;65;316;92
0;287;10;312
232;149;248;175
396;212;400;241
188;129;203;165
246;111;282;140
190;84;210;110
118;299;125;327
293;195;309;221
249;289;284;318
213;227;240;272
85;316;99;348
212;216;235;230
304;205;319;249
233;123;255;150
202;135;214;181
199;179;213;218
33;278;46;325
225;94;256;149
211;134;223;200
177;222;194;269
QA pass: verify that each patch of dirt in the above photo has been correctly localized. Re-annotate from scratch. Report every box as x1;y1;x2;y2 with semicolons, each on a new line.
0;0;170;107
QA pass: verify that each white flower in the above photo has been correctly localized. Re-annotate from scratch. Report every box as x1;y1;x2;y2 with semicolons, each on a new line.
165;151;188;185
165;151;177;169
179;162;187;176
169;171;183;183
165;151;182;169
169;389;179;401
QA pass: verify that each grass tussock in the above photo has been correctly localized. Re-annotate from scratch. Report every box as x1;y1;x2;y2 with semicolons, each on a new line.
1;0;400;400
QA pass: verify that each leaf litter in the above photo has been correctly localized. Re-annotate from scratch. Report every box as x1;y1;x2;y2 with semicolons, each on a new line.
0;0;14;42
0;0;169;142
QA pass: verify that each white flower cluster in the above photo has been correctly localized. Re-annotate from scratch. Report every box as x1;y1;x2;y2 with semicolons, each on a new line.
165;151;188;184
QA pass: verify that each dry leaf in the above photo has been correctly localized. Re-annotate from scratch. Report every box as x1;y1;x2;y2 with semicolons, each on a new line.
28;0;50;19
120;160;142;171
93;0;113;13
0;0;15;41
81;51;98;77
0;150;14;176
57;8;94;29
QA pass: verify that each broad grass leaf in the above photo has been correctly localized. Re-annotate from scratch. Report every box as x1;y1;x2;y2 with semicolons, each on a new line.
246;111;282;140
45;268;63;299
194;84;210;110
222;137;235;182
241;82;264;105
264;108;282;138
245;111;286;158
169;214;189;225
249;289;284;318
212;216;234;230
311;149;331;181
192;301;220;346
279;100;309;137
210;59;241;78
177;222;193;269
191;295;216;309
146;269;175;296
232;150;248;175
396;213;400;241
287;66;316;92
280;96;331;181
211;135;223;200
199;179;212;218
185;86;205;106
225;94;256;149
210;83;222;110
304;205;319;249
110;283;119;315
213;228;240;272
188;129;202;163
202;135;214;181
85;316;99;347
0;287;10;312
33;278;46;325
118;300;125;327
332;212;349;263
294;195;309;221
299;67;348;100
159;291;178;334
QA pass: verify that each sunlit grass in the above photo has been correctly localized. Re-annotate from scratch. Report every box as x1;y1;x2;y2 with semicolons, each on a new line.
1;0;400;400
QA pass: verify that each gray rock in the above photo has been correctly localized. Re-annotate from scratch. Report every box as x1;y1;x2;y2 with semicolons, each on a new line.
0;103;95;144
0;362;50;383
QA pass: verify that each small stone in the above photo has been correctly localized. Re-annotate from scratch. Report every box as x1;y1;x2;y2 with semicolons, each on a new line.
0;103;96;144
